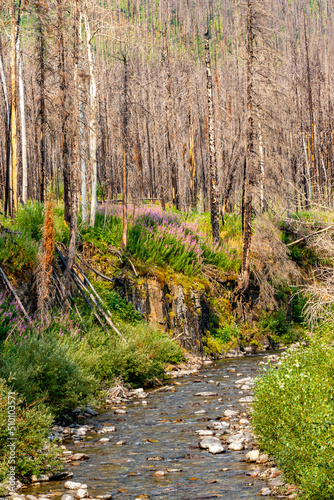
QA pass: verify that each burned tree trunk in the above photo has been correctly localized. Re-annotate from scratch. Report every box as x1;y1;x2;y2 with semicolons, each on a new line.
121;54;129;249
235;0;255;305
57;0;71;223
204;30;220;245
10;0;18;213
66;0;80;291
38;13;46;204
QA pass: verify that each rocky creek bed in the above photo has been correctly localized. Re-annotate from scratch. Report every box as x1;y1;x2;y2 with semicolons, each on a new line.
16;352;298;500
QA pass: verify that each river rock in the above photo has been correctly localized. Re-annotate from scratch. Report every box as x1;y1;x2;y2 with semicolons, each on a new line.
228;442;244;451
64;481;87;490
199;437;225;454
257;453;270;464
196;429;215;436
268;476;285;487
152;470;166;476
75;489;88;499
70;453;89;461
99;437;110;442
245;450;260;462
238;396;253;403
114;409;127;414
207;421;230;430
260;488;272;496
83;407;98;416
195;392;218;397
62;496;74;500
224;410;238;417
97;426;116;434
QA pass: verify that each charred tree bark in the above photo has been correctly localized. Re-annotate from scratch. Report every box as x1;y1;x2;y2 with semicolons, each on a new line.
10;0;18;213
58;0;71;223
235;0;255;306
204;30;220;245
163;30;179;210
304;11;316;201
187;68;197;211
66;0;80;292
121;54;129;249
38;14;46;204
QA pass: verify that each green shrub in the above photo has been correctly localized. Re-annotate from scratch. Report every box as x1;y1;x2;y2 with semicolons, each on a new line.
0;379;57;485
108;322;184;385
93;284;142;324
67;318;184;386
259;308;290;338
15;201;44;241
0;328;96;415
214;323;239;343
80;212;122;248
252;339;334;499
0;232;38;271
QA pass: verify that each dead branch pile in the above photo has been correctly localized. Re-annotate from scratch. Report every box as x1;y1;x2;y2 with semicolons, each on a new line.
251;214;301;310
300;228;334;329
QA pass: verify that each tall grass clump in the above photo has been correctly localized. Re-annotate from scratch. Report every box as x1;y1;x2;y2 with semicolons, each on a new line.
252;336;334;499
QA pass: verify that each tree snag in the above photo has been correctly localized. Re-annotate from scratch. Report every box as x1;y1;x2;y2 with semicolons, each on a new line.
204;29;220;245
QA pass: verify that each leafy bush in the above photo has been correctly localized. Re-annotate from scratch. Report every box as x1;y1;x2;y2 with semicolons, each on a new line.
252;339;334;499
259;308;290;338
215;323;240;343
93;284;142;324
0;379;57;485
64;315;184;386
107;322;184;386
0;326;96;415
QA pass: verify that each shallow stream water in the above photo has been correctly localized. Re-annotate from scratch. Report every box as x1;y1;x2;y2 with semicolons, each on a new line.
25;353;275;500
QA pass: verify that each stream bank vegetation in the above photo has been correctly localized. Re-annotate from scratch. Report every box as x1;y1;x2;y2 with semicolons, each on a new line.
253;220;334;499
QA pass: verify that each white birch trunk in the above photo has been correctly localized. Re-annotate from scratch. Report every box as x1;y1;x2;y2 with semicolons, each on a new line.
0;53;10;126
16;39;28;203
83;3;98;227
302;132;313;203
257;110;264;211
79;82;87;222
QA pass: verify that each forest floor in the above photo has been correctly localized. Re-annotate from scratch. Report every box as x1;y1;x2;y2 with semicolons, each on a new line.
0;201;333;498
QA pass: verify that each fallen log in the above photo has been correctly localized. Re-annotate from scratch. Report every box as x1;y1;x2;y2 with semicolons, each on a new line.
0;266;31;322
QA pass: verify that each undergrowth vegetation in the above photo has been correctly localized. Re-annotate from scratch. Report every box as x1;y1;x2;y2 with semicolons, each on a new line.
253;332;334;499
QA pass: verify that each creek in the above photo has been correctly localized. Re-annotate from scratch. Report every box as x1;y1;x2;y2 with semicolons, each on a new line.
24;353;276;500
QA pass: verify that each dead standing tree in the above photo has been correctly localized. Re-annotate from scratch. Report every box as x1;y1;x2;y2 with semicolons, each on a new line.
66;0;80;293
234;0;256;313
204;30;220;245
121;52;129;249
